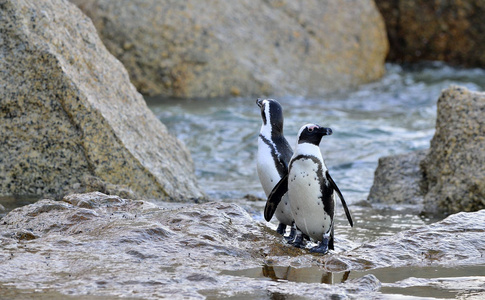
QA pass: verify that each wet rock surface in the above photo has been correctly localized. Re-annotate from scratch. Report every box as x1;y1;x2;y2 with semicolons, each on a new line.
367;149;427;205
327;209;485;271
0;0;203;201
376;0;485;67
0;192;374;299
70;0;388;98
1;192;484;299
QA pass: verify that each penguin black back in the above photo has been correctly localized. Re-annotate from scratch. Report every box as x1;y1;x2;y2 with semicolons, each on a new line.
256;98;293;177
257;98;295;235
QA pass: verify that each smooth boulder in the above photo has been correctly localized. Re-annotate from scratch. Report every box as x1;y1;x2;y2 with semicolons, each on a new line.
71;0;389;98
0;0;203;201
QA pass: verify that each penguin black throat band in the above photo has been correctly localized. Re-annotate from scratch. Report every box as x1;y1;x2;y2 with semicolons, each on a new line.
260;110;267;125
259;133;288;178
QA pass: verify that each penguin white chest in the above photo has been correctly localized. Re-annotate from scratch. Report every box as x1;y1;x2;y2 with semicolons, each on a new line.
256;138;280;196
288;157;334;241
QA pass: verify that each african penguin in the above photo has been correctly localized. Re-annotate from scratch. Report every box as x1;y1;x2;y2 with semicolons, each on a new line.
256;98;295;237
265;123;353;253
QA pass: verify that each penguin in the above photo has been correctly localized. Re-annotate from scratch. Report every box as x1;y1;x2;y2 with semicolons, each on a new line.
256;98;295;238
265;123;353;253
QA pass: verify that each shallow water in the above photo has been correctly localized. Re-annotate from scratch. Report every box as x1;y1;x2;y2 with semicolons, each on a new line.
221;264;485;299
147;62;485;299
0;195;39;218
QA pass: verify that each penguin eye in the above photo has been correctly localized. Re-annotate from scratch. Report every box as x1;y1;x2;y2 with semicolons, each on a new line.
308;127;314;132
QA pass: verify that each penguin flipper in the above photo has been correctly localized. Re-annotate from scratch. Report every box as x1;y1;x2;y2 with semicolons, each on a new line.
326;171;353;227
264;174;288;222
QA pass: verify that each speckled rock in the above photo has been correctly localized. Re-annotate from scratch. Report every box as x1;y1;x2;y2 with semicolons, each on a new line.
0;0;203;201
420;86;485;214
376;0;485;67
368;149;428;205
71;0;388;98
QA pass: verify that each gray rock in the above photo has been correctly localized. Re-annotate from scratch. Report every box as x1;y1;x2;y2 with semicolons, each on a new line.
421;86;485;214
71;0;388;98
368;149;428;205
368;86;485;215
1;192;484;298
0;0;204;201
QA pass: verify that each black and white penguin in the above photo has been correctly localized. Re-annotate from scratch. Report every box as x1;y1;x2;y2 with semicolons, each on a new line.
256;98;295;237
265;123;353;253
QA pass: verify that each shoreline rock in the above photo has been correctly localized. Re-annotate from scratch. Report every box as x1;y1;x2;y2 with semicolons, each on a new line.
318;209;485;277
0;0;204;201
421;86;485;214
368;86;485;215
71;0;388;98
1;192;484;298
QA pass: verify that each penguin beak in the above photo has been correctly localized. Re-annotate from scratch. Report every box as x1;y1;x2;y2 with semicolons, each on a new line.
256;98;263;108
316;126;332;136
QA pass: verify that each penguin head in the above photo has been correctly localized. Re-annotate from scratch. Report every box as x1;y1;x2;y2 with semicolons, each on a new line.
297;123;332;146
256;98;284;134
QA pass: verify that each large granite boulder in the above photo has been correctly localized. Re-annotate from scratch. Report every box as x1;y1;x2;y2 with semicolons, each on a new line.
71;0;388;98
1;192;484;298
368;86;485;215
376;0;485;67
0;0;203;201
420;86;485;214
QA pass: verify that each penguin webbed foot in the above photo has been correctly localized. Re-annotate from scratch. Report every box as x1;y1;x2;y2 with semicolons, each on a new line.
276;223;286;235
288;229;307;248
289;235;305;248
310;234;330;254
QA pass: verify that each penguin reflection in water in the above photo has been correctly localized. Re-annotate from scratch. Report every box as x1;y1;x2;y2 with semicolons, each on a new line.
256;98;296;239
265;124;353;254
